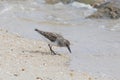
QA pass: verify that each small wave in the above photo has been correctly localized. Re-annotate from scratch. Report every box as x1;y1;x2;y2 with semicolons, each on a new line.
71;1;94;9
0;6;13;15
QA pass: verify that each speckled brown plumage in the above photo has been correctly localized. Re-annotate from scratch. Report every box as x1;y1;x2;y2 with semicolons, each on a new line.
35;29;71;55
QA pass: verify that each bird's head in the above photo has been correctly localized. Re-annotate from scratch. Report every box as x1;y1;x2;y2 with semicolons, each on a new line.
64;39;71;53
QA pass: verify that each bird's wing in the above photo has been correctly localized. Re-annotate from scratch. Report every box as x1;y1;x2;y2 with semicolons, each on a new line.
43;32;58;42
35;29;63;42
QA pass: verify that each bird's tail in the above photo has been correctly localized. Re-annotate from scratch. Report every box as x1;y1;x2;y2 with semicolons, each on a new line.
35;29;56;42
35;29;46;36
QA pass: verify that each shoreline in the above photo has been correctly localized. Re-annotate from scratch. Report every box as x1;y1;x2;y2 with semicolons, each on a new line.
0;29;94;80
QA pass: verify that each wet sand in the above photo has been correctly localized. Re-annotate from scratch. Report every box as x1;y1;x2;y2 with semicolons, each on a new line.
0;29;95;80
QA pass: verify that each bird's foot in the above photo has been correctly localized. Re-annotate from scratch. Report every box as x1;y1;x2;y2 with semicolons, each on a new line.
48;44;57;55
51;50;57;55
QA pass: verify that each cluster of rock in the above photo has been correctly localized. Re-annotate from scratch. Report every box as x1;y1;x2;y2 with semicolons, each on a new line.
45;0;72;4
45;0;120;19
87;1;120;19
45;0;105;4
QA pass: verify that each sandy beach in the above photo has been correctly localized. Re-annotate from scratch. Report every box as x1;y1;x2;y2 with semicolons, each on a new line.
0;0;119;80
0;29;95;80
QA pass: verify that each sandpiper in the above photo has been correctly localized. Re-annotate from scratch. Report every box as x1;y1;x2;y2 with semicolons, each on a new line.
35;29;71;55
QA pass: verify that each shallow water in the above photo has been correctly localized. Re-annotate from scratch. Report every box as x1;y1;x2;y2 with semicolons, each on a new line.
0;1;120;80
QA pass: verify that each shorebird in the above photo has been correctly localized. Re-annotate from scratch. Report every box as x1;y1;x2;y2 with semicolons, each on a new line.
35;29;71;55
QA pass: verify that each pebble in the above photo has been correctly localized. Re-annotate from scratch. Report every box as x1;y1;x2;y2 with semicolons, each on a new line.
14;73;18;77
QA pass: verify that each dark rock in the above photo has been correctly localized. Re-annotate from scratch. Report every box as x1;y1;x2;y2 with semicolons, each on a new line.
75;0;94;4
87;1;120;19
45;0;73;4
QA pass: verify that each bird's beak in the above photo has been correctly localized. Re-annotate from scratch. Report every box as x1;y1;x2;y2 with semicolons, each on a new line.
66;45;71;53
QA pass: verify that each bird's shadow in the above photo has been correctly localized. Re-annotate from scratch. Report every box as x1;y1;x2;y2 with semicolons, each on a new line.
24;50;61;56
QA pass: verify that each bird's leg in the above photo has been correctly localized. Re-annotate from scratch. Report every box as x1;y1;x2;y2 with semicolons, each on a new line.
48;44;56;55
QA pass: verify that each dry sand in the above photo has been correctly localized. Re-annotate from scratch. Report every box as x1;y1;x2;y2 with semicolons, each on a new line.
0;29;95;80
